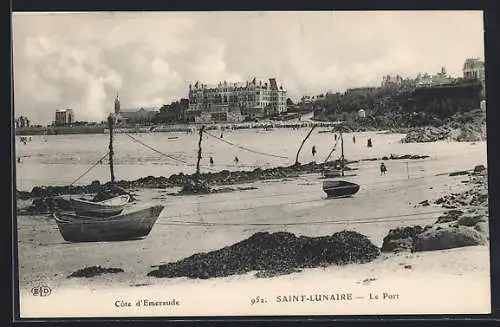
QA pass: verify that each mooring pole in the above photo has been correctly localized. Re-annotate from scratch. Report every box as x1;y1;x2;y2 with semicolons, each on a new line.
340;131;345;176
196;125;205;177
295;124;316;165
107;115;115;183
406;161;410;180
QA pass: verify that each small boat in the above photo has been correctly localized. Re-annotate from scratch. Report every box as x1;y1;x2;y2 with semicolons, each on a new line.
322;180;360;198
54;205;164;242
71;195;130;217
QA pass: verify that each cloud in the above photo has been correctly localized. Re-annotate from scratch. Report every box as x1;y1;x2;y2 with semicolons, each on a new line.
12;11;484;124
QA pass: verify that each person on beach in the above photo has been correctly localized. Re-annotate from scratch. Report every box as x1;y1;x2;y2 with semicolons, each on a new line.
220;132;223;138
334;134;338;141
353;135;356;143
380;162;387;175
17;156;21;164
210;156;214;166
367;138;373;148
234;156;239;164
312;145;317;157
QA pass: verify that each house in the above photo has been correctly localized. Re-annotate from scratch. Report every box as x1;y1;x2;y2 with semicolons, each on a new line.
54;109;74;126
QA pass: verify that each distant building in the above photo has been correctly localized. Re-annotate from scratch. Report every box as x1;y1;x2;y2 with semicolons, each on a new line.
463;58;485;81
110;94;158;125
119;107;159;125
463;58;485;97
186;77;287;123
114;94;121;114
54;109;74;126
15;116;30;128
381;68;454;89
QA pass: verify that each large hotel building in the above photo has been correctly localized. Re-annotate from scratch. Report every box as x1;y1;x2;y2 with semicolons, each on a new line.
186;77;287;123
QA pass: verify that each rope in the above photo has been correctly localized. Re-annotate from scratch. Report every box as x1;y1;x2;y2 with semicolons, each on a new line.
160;183;451;219
21;210;447;234
68;152;109;187
157;209;448;227
27;207;450;232
204;130;289;159
156;169;468;209
324;133;340;163
124;133;217;171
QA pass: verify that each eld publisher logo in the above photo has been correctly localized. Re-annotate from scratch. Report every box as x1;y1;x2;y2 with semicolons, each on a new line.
31;285;51;297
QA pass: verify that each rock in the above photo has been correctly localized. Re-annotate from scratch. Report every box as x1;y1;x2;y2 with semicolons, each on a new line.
474;222;489;237
178;179;212;195
30;198;49;213
435;210;463;223
419;200;430;206
381;237;414;253
381;226;424;253
457;214;486;227
449;171;469;177
473;165;486;174
31;186;46;197
413;226;487;252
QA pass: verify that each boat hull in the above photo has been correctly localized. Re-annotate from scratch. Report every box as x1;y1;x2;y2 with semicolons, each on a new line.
322;180;360;198
54;205;164;242
71;195;130;217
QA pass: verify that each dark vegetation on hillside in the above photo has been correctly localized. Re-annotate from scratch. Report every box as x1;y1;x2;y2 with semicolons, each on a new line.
313;79;483;131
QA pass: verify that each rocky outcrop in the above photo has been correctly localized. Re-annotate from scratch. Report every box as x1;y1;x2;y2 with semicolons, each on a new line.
16;156;430;200
381;166;489;253
401;110;486;144
178;178;212;195
360;154;430;162
381;226;425;253
413;225;487;252
401;126;452;143
435;210;464;224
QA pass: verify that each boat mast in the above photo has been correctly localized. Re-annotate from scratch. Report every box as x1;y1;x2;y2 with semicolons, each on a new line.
107;114;115;183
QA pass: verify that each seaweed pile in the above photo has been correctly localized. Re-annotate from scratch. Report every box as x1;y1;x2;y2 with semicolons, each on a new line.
17;154;430;200
148;231;380;279
68;266;124;278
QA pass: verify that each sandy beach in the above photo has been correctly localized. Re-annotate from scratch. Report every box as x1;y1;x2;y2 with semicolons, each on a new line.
20;246;490;317
15;129;490;317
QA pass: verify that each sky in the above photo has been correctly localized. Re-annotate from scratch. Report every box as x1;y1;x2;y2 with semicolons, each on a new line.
12;11;485;125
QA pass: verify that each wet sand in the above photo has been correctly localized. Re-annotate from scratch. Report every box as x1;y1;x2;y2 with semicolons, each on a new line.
18;162;487;289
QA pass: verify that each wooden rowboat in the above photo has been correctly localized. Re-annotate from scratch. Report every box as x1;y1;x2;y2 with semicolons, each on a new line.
71;194;130;217
322;180;360;198
54;205;164;242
